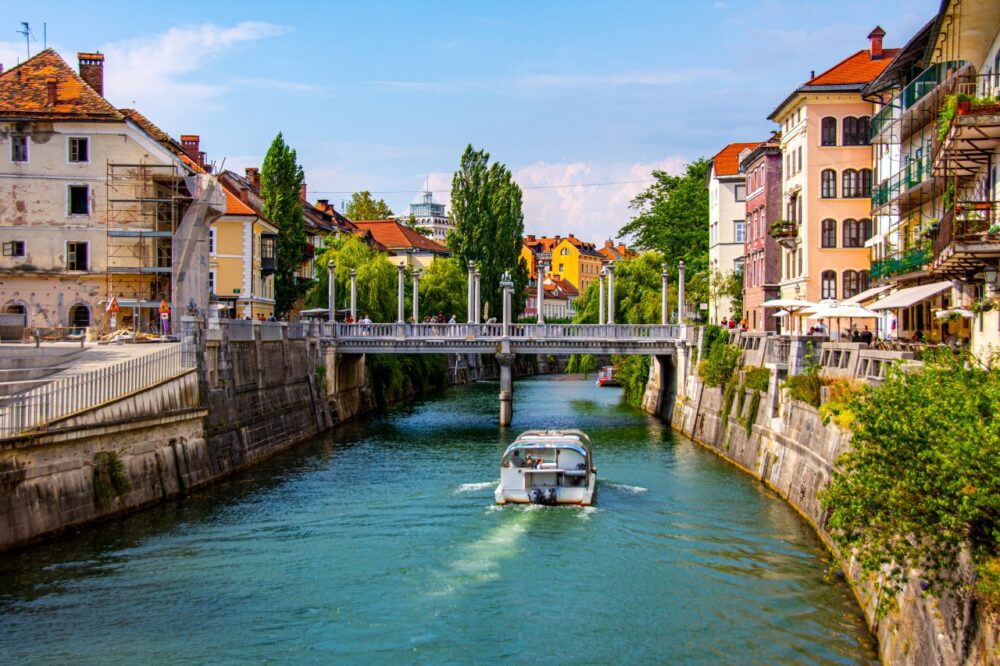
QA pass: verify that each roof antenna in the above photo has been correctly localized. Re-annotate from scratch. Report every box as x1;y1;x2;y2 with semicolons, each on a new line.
43;22;46;50
16;22;35;61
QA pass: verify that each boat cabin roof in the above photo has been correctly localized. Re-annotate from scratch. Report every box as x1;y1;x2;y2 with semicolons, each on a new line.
505;430;592;459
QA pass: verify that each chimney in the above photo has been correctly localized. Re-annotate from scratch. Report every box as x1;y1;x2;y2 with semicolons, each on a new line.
868;26;886;60
245;167;261;191
0;64;4;75
239;188;249;204
604;240;613;249
77;52;105;96
526;234;536;243
180;135;200;164
300;183;307;202
317;199;330;211
45;77;57;106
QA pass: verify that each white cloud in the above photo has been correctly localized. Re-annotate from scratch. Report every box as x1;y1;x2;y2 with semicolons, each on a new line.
101;21;289;122
0;40;34;71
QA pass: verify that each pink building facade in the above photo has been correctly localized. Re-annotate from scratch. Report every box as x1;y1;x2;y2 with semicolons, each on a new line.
739;138;784;331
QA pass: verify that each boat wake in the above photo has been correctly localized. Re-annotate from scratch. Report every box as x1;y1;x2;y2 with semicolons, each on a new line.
453;481;497;494
601;481;648;495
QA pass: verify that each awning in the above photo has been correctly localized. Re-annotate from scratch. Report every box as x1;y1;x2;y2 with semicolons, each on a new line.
868;280;953;310
844;285;891;305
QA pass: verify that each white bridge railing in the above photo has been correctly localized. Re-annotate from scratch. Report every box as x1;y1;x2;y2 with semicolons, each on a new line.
0;345;189;439
316;322;681;341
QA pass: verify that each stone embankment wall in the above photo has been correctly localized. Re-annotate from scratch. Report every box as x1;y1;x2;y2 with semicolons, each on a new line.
644;337;998;665
0;318;562;553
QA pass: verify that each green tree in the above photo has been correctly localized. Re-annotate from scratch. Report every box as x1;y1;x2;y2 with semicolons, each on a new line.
346;190;394;220
406;212;432;237
419;258;466;320
260;132;307;317
447;145;529;320
308;234;395;322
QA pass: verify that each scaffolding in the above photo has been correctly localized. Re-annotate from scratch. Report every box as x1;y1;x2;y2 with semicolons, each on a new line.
105;161;190;333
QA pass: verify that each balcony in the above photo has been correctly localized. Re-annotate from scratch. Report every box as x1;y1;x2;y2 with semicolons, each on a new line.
260;233;277;277
767;220;798;249
871;152;934;213
870;245;931;281
933;76;1000;181
871;61;969;143
929;201;1000;277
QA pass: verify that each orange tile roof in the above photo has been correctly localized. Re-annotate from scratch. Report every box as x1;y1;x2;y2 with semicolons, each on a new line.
0;49;122;121
221;180;257;216
352;220;450;254
119;107;205;174
710;142;761;177
807;48;901;86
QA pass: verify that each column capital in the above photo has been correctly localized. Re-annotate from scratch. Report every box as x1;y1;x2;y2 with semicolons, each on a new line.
328;259;335;269
350;268;357;277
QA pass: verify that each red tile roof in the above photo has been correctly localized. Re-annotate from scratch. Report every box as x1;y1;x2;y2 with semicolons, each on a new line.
119;107;205;174
807;48;901;86
598;241;636;261
221;180;257;216
0;49;122;121
352;220;451;254
710;142;761;177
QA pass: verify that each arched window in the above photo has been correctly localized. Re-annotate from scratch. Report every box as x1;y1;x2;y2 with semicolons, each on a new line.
842;169;858;198
68;304;91;328
858;169;872;198
821;270;837;300
857;116;871;145
821;219;837;248
821;169;837;198
859;218;874;242
821;117;837;146
842;270;860;299
842;218;862;248
858;270;871;292
843;117;861;145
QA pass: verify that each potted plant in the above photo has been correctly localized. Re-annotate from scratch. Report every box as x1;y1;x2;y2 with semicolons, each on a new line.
957;93;972;115
970;298;995;315
768;220;797;239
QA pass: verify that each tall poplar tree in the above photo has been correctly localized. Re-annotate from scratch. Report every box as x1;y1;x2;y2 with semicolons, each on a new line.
260;133;307;317
447;145;528;320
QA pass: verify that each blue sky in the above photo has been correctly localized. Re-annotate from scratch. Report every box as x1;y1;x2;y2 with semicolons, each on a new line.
3;0;937;241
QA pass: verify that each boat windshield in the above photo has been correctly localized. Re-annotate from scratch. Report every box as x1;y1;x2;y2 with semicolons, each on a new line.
501;443;588;469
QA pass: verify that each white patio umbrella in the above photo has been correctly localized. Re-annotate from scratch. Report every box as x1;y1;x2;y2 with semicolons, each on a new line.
763;298;818;333
807;303;880;338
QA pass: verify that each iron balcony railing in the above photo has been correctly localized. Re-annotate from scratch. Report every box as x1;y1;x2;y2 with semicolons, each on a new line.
931;201;1000;258
871;61;967;140
871;151;933;209
870;245;931;280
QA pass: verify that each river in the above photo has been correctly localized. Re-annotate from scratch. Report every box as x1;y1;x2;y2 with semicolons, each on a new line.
0;375;876;664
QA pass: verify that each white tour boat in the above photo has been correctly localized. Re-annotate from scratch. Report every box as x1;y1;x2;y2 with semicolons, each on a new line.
495;429;596;506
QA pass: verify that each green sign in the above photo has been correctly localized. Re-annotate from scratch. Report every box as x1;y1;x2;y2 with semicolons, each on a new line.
233;288;241;294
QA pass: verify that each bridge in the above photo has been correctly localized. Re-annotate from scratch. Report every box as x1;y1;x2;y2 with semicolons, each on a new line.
314;262;692;425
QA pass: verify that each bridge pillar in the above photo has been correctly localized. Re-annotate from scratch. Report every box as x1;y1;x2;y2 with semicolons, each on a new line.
606;262;615;325
350;269;357;321
497;352;515;426
661;263;669;325
599;269;606;325
677;260;685;323
467;261;475;323
473;271;481;324
412;268;421;323
327;260;336;324
536;261;546;324
397;264;405;323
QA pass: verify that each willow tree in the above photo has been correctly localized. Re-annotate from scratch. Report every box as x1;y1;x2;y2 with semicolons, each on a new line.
260;133;307;317
447;145;528;320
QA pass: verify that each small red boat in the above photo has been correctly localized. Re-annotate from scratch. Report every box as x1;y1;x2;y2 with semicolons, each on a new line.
596;366;620;387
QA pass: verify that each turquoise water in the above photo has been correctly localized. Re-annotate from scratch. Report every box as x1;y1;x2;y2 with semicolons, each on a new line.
0;376;876;664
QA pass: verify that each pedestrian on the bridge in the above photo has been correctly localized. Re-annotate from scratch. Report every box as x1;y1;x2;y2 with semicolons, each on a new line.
346;313;354;324
448;314;457;324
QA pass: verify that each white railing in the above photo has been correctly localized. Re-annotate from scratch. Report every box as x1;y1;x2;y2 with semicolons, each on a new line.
0;345;188;438
323;322;681;342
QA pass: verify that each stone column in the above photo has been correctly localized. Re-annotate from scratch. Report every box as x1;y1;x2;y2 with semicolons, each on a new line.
677;260;686;324
397;263;406;324
606;262;615;325
349;269;357;321
501;271;513;338
412;268;421;324
327;260;336;323
473;271;481;324
497;352;515;427
599;269;606;325
661;263;669;326
536;262;546;324
467;261;475;323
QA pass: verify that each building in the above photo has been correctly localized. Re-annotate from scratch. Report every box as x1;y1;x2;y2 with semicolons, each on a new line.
0;49;211;333
597;240;637;262
208;179;278;320
351;219;451;268
708;142;759;323
767;29;898;315
400;189;452;244
521;234;604;293
864;1;1000;354
524;275;579;320
739;134;784;331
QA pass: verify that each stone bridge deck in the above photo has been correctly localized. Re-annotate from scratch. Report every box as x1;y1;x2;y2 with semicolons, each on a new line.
316;322;687;355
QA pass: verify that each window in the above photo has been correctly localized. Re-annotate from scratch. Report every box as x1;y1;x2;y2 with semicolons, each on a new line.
842;270;860;299
11;135;28;162
734;184;746;201
858;168;872;198
821;117;837;146
66;241;88;271
560;247;569;255
821;169;837;198
796;196;803;226
842;219;862;248
2;240;25;257
797;146;803;173
860;218;874;242
558;263;565;273
68;185;89;215
68;304;91;328
734;221;745;243
858;270;870;292
68;137;89;163
858;116;871;144
842;117;870;146
797;248;803;276
821;270;837;299
209;227;216;255
842;169;858;198
209;269;216;295
821;219;837;248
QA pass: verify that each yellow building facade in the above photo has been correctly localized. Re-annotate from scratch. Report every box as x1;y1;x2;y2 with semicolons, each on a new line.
522;235;604;293
210;184;277;320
